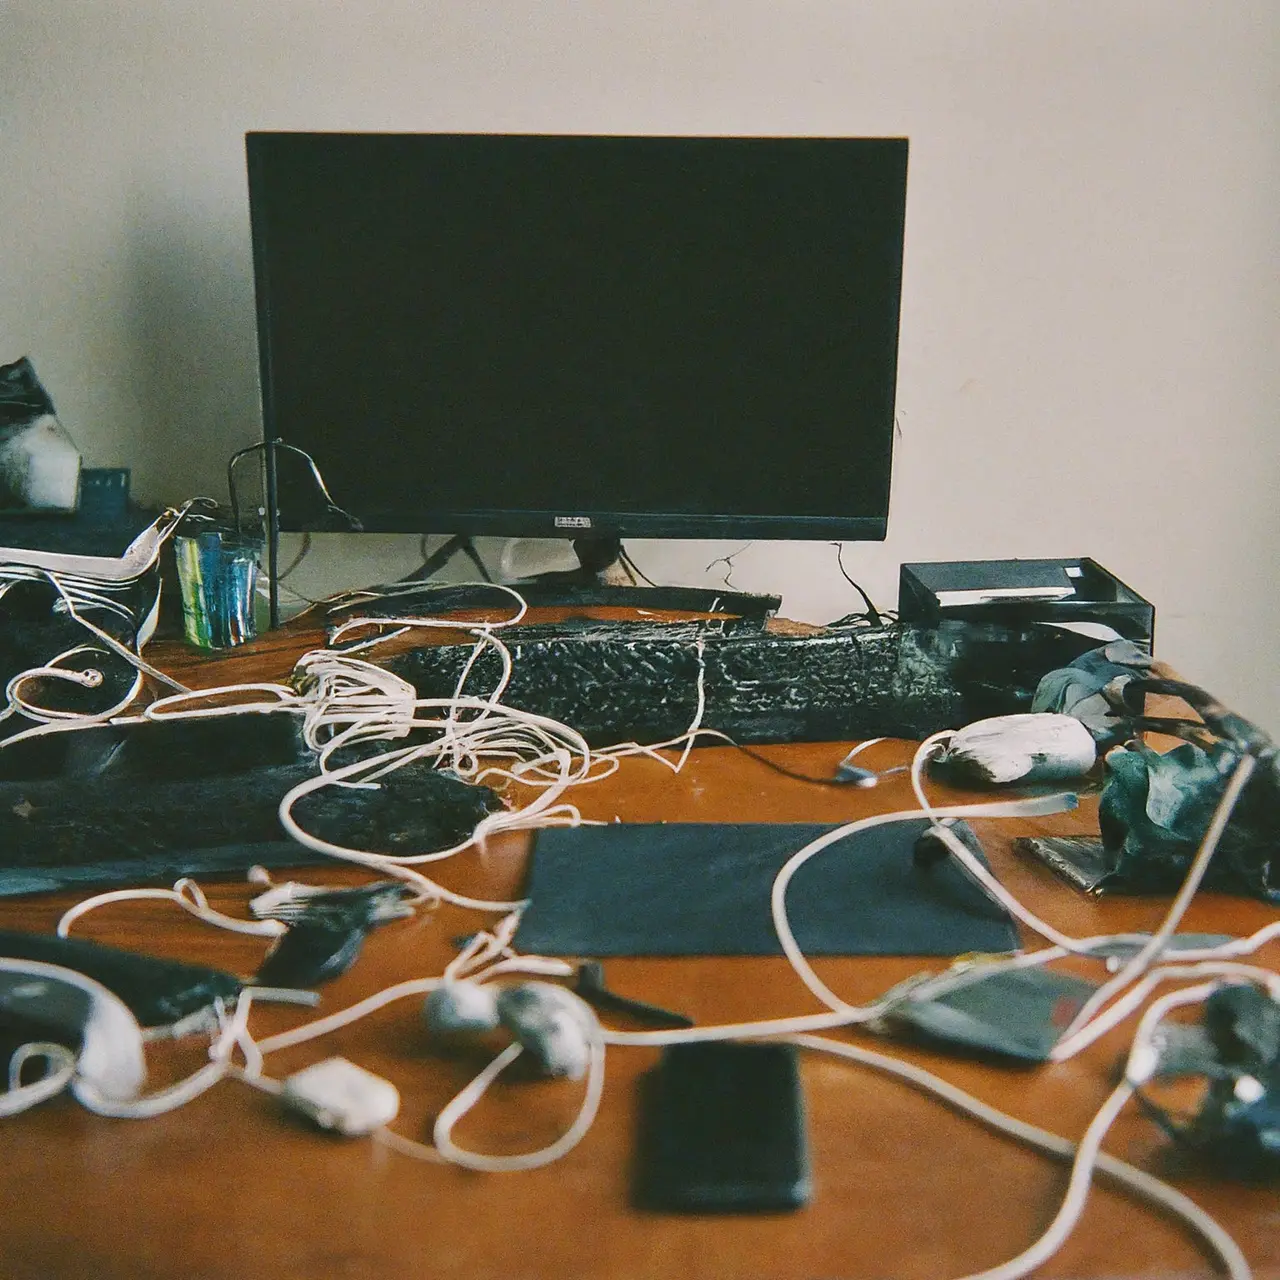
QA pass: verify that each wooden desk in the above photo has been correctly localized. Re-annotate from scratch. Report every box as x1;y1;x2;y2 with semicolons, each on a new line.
0;622;1276;1280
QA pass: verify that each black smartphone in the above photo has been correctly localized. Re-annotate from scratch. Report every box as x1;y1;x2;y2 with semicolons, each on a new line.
634;1041;811;1212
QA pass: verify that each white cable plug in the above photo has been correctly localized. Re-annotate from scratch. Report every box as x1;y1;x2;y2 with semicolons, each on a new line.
281;1057;401;1136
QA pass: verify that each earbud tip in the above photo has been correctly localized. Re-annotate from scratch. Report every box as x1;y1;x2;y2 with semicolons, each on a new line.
424;980;501;1035
496;982;594;1080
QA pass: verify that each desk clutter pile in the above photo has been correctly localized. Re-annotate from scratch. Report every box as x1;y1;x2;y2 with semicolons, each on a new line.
1;526;1279;1279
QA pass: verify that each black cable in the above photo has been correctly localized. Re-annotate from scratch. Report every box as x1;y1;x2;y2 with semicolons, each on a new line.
402;534;492;584
252;531;324;610
728;744;851;786
228;441;360;627
833;542;882;627
226;443;259;532
277;532;312;583
704;542;752;591
460;539;493;584
403;534;457;582
718;740;893;788
228;440;363;534
619;545;658;588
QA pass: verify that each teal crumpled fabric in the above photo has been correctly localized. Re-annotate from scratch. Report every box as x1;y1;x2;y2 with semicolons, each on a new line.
1031;639;1151;743
1097;739;1280;900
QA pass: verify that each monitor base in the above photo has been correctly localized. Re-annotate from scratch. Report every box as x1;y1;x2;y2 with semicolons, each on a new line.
514;535;780;622
509;579;782;622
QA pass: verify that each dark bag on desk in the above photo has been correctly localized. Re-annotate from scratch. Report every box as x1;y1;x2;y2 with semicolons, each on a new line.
0;579;148;740
0;504;192;742
0;714;502;897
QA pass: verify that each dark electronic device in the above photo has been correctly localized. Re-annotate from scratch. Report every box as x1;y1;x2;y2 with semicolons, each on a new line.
898;558;1154;720
253;881;415;989
246;133;908;621
0;722;500;898
0;957;146;1103
898;558;1154;641
635;1042;811;1212
884;965;1098;1062
1142;984;1280;1179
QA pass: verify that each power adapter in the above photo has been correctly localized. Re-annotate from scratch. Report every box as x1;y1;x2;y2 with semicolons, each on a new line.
281;1057;400;1136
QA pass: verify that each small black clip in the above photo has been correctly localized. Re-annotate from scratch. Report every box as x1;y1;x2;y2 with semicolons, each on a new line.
573;961;693;1029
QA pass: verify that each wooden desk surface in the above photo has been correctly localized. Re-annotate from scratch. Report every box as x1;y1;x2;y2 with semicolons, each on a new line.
1;621;1276;1280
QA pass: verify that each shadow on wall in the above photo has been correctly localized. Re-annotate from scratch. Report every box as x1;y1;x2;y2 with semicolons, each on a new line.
125;201;262;509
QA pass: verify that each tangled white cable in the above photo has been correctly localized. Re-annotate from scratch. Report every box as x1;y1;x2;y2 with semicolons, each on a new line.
0;1042;78;1118
5;585;729;928
57;877;288;941
0;503;201;736
7;574;1270;1274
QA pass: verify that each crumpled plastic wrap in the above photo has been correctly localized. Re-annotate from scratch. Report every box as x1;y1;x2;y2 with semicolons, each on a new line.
1031;639;1153;743
1145;983;1280;1179
1097;739;1280;901
1027;641;1280;901
386;620;966;746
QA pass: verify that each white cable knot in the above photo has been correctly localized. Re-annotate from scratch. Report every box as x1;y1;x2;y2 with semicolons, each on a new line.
248;881;328;919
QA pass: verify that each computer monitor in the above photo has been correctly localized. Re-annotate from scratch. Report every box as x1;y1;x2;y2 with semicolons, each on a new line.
246;133;908;601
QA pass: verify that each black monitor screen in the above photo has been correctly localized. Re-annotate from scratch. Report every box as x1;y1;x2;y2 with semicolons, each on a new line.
247;133;908;540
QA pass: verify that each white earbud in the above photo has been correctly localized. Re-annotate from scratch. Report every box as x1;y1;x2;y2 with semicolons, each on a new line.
495;982;596;1081
424;979;597;1080
423;980;500;1035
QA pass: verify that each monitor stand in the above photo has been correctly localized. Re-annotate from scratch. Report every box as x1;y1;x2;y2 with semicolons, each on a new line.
402;532;625;589
402;533;493;584
529;534;628;589
393;532;781;624
513;534;782;623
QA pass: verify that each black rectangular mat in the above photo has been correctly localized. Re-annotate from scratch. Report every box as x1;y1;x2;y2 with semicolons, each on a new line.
514;820;1018;958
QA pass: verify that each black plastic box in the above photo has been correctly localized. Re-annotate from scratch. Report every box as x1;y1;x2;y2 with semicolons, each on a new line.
899;558;1153;644
897;558;1154;721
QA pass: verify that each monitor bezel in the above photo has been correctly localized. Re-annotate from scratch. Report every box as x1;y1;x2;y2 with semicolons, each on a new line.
247;131;905;547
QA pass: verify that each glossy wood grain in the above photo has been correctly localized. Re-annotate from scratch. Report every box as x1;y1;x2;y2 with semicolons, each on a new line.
1;621;1275;1280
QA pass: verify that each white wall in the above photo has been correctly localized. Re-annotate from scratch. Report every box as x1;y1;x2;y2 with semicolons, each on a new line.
3;1;1277;727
